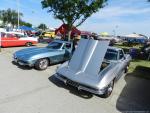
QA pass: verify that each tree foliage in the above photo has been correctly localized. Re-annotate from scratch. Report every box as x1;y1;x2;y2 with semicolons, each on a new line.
0;8;33;28
38;23;47;30
41;0;107;40
20;21;32;27
0;8;23;27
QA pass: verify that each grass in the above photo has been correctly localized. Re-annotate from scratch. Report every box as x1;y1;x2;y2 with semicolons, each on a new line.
128;60;150;80
129;59;150;72
114;43;150;80
114;43;142;53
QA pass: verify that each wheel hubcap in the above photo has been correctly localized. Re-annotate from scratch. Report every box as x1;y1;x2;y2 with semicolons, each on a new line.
39;59;48;69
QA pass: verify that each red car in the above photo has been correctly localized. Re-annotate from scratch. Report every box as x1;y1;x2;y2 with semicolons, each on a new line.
0;32;38;47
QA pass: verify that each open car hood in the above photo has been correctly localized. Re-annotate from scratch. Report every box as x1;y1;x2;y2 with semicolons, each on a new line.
57;39;109;87
69;39;109;76
58;39;109;77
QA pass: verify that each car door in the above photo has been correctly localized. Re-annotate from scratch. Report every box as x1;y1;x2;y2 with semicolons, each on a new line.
14;34;25;46
48;43;66;63
116;50;126;79
2;33;18;47
63;43;72;61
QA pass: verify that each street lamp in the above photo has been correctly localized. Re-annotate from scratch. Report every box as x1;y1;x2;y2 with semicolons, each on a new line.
17;0;20;29
113;25;118;37
0;32;1;52
113;29;116;37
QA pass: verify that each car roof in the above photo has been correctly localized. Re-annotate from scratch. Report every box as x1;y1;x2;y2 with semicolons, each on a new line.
5;31;24;35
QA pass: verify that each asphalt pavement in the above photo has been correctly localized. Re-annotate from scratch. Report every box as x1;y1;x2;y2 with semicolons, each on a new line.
0;44;149;113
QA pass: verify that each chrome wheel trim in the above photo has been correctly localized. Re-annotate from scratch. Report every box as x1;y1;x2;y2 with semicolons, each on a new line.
39;59;48;69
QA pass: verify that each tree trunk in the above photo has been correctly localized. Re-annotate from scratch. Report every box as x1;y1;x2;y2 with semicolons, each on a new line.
68;30;71;41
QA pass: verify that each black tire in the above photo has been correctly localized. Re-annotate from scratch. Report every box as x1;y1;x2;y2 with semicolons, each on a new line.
35;58;49;70
124;65;129;73
25;42;32;47
101;80;114;98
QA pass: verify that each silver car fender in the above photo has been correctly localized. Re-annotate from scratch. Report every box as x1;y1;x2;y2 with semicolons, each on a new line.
98;63;117;89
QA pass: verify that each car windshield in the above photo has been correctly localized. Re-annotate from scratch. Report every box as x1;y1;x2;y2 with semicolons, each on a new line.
104;49;118;60
47;42;62;49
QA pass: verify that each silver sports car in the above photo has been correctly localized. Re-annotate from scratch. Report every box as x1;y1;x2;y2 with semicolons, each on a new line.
13;40;73;70
55;39;131;98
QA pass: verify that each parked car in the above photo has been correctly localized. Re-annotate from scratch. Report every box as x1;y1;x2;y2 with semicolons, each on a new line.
55;39;131;98
0;32;38;47
141;43;150;60
13;40;73;70
39;31;55;39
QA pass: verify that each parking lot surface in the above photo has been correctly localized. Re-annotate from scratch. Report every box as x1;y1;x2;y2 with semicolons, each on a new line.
0;44;150;113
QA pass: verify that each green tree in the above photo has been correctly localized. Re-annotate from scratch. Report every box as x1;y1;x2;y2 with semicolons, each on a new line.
41;0;107;40
0;8;23;27
38;23;47;30
20;21;32;27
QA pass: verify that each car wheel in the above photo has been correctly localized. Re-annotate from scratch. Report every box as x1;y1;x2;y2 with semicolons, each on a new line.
101;80;114;98
124;65;129;73
25;42;32;47
35;58;49;70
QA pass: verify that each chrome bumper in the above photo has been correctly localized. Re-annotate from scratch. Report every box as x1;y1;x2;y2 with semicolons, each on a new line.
54;73;105;95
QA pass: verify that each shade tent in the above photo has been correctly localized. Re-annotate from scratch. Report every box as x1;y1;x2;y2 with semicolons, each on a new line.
19;26;34;31
124;33;148;44
55;24;81;37
125;33;147;39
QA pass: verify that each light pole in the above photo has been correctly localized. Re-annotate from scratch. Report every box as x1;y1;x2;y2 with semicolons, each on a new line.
0;32;1;52
17;0;20;29
115;25;118;37
113;25;118;37
113;29;116;37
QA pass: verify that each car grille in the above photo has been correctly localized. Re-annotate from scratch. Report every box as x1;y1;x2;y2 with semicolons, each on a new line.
67;79;79;87
58;74;99;91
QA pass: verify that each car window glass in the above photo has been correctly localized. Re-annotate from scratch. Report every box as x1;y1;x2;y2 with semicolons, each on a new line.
63;43;71;49
1;32;6;37
119;50;124;59
7;34;14;38
15;34;25;38
81;35;88;39
104;49;118;60
47;42;62;49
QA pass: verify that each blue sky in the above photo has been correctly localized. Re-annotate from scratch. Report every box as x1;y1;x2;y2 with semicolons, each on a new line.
0;0;150;36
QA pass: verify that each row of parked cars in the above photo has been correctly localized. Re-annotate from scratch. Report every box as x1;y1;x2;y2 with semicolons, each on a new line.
12;38;131;98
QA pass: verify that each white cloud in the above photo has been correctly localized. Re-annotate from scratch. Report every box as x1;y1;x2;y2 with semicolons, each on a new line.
79;19;150;36
92;6;150;19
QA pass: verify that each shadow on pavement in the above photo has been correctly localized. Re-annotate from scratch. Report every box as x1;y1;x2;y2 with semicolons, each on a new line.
2;45;36;48
116;66;150;112
48;75;93;99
